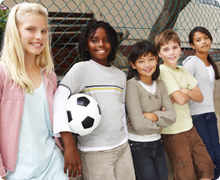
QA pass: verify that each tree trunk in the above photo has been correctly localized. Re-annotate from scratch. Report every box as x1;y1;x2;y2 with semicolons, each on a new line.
148;0;191;44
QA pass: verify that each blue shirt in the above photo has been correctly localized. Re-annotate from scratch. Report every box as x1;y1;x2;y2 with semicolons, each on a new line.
6;78;67;179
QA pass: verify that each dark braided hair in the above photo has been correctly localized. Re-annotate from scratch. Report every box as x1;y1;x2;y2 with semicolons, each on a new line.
78;21;118;64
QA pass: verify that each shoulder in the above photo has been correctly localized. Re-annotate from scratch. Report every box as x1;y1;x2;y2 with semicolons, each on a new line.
126;78;140;91
159;65;174;78
71;61;91;69
64;61;89;76
50;71;57;85
72;61;90;69
156;79;165;87
112;66;126;75
156;79;168;91
126;78;141;97
50;71;56;79
127;77;138;86
178;65;192;74
182;56;197;65
0;61;7;81
159;64;172;74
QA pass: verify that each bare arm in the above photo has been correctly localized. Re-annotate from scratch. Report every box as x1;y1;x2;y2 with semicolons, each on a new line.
180;86;203;103
61;132;82;178
171;90;191;105
171;86;203;105
143;112;158;122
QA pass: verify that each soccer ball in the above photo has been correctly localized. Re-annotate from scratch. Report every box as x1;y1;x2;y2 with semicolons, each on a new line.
66;93;101;136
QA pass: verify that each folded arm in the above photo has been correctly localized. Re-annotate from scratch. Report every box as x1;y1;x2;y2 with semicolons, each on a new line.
171;86;203;105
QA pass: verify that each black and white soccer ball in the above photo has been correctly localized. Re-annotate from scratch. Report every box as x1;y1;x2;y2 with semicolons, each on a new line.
66;93;101;136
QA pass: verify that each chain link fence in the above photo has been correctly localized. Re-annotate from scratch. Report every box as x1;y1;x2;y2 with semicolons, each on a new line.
2;0;220;76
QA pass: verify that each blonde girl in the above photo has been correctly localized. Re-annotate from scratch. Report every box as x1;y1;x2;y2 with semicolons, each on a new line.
0;3;70;179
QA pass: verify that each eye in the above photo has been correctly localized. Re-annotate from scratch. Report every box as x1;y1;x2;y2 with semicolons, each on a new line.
28;28;34;31
42;30;47;33
105;39;110;43
150;58;155;61
91;39;98;43
196;39;200;42
163;48;168;52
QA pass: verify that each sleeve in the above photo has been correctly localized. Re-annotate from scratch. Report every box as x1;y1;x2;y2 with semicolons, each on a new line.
51;71;57;94
59;63;84;94
184;67;198;90
0;65;7;177
159;67;180;95
182;58;196;77
153;81;176;128
53;85;71;137
125;80;161;135
0;154;6;177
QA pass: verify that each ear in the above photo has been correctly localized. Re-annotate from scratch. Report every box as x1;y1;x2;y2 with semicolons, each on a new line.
158;52;162;58
190;43;196;49
130;61;136;69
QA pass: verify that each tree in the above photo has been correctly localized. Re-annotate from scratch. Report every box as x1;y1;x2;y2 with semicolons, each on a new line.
148;0;191;43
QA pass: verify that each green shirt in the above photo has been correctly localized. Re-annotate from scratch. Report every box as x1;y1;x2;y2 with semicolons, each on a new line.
159;65;198;134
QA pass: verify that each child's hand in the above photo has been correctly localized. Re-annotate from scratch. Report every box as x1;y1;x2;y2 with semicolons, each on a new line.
161;107;166;112
143;113;158;122
61;132;82;179
170;97;176;104
127;118;133;128
64;144;82;178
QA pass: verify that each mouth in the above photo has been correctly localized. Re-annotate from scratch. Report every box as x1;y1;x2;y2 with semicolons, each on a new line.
169;56;177;60
96;50;106;53
144;68;152;73
202;45;208;48
30;42;42;47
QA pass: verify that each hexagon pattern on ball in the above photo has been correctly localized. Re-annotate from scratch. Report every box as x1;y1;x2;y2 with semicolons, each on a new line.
66;93;101;136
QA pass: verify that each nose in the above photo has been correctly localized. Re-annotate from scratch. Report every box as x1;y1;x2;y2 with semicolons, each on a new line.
98;40;104;47
144;61;150;67
170;49;174;55
35;31;42;39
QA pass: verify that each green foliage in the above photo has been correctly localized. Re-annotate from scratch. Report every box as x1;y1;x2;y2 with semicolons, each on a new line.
0;4;9;39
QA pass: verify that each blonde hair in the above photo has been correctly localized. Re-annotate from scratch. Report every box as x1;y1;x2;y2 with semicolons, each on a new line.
155;29;181;52
1;3;54;93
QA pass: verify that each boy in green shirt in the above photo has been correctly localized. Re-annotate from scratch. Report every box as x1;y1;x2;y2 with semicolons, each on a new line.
155;29;214;180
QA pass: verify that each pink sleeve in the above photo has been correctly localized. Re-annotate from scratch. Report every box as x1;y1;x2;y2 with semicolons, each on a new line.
0;154;6;177
0;64;7;177
52;71;57;94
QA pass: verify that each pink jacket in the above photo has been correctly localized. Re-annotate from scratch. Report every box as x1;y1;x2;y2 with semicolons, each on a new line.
0;62;57;177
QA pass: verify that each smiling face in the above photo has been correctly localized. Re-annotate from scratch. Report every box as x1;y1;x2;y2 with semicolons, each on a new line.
18;14;48;60
158;40;181;69
131;52;158;84
87;27;111;66
190;31;211;54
